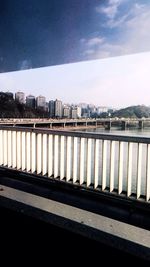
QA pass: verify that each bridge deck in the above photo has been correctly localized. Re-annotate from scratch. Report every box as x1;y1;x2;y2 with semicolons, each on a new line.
0;170;150;261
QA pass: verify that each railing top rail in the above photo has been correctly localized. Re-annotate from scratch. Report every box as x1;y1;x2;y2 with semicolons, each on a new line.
0;125;150;144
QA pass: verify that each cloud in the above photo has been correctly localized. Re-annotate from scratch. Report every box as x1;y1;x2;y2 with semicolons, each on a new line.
106;2;146;28
84;43;125;59
81;37;105;46
96;5;118;19
106;13;129;28
83;2;150;60
81;36;105;56
84;49;95;55
87;37;105;47
134;3;145;10
124;7;150;52
96;0;124;19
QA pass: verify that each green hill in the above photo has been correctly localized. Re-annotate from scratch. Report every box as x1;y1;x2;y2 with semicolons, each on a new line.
112;105;150;118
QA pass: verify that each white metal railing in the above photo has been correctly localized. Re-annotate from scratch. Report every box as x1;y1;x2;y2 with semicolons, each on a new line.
0;126;150;202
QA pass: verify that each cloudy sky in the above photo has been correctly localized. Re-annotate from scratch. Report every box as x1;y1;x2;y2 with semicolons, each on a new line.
0;0;150;108
0;0;150;71
81;0;150;59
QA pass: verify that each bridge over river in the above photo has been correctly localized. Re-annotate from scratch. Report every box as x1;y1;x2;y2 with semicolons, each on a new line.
0;118;149;129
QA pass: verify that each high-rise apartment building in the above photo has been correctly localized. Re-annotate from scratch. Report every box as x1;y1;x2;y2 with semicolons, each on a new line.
45;102;49;112
63;105;70;118
15;91;25;104
49;100;55;118
71;106;81;119
76;106;81;118
97;107;108;114
55;99;62;118
36;95;46;110
71;107;77;119
26;95;35;109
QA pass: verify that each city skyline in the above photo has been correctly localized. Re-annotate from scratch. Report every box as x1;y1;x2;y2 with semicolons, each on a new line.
0;0;150;72
0;51;150;108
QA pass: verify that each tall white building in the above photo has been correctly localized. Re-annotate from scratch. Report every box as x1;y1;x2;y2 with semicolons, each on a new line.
15;91;25;104
97;107;108;114
55;99;62;118
71;107;77;119
36;95;46;110
63;105;70;118
76;106;81;118
71;106;81;119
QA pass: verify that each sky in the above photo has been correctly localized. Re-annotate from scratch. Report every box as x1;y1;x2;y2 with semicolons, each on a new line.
0;0;150;108
0;51;150;108
0;0;150;72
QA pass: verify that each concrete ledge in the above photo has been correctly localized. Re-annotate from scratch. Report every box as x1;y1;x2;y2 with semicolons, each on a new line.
0;184;150;261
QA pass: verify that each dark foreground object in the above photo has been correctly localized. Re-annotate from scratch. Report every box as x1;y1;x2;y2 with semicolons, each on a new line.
0;206;149;266
0;168;150;264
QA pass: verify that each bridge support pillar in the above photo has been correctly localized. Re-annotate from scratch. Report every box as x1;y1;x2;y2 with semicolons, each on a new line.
49;123;52;129
63;123;66;128
139;121;144;129
105;121;111;130
122;121;126;130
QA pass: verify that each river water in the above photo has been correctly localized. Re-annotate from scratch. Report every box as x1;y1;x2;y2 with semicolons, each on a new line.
82;127;150;136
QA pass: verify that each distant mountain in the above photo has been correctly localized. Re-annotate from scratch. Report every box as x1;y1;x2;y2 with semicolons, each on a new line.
112;105;150;118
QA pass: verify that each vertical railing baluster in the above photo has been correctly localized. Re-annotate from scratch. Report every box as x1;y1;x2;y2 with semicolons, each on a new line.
60;136;65;180
8;131;12;167
146;144;150;202
12;131;17;168
94;139;99;189
37;133;42;174
17;131;21;170
73;137;78;183
26;132;31;172
110;141;115;192
48;134;53;177
0;130;3;165
3;130;8;166
102;140;107;190
118;142;124;194
87;138;92;187
31;132;36;173
42;134;47;176
66;136;71;181
127;142;133;197
54;135;59;178
21;132;26;171
137;143;142;199
80;138;85;185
